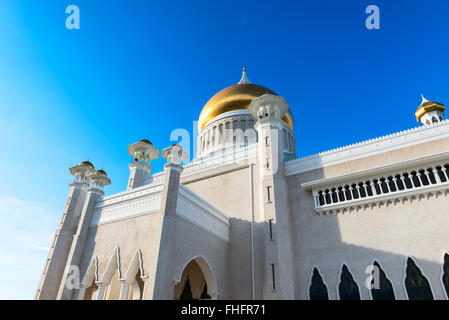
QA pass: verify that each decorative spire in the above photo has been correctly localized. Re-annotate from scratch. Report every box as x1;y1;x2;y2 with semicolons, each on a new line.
238;65;251;84
421;94;430;105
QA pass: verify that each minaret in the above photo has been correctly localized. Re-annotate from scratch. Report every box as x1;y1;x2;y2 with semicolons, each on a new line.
127;139;160;190
57;169;111;300
35;161;94;300
145;144;188;299
415;95;446;125
249;94;297;299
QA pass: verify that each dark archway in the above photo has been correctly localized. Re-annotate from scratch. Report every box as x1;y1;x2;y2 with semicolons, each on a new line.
441;254;449;298
405;257;434;300
370;261;395;300
309;268;329;300
338;265;360;300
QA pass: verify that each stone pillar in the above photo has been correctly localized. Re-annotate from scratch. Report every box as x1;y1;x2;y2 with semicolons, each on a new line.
96;284;106;300
56;187;104;300
119;282;130;300
255;119;297;299
145;163;183;299
35;182;88;300
127;162;152;190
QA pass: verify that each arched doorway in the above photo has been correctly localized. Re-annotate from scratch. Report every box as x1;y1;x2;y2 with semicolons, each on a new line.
174;256;218;300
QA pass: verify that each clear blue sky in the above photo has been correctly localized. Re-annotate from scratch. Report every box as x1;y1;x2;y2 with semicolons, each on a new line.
0;0;448;299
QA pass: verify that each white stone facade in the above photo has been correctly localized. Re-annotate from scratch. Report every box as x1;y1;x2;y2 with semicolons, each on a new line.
35;81;449;300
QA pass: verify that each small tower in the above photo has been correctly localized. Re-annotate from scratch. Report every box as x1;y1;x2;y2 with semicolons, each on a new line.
35;160;94;300
161;143;189;164
145;144;187;299
249;93;297;299
127;139;160;190
69;161;95;183
415;95;446;125
57;166;111;300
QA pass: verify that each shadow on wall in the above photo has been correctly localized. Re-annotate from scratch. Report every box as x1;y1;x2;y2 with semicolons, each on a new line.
288;156;449;301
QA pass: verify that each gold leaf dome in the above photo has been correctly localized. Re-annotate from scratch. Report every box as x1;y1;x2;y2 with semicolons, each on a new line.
415;95;445;122
198;68;294;131
79;161;94;169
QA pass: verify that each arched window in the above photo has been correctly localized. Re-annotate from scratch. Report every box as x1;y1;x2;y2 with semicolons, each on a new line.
405;257;434;300
432;116;438;123
338;265;360;300
370;261;395;300
442;254;449;298
309;268;329;300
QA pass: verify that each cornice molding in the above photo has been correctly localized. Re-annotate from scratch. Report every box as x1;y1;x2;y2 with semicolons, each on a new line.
286;120;449;176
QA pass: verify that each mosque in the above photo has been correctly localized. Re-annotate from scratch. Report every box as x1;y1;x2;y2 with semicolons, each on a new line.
35;67;449;300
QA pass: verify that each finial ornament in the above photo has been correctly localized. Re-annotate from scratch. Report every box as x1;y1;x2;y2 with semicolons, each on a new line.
238;65;251;84
421;94;430;105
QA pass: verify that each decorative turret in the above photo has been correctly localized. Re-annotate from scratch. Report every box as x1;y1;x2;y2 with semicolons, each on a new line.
415;95;445;125
127;139;160;190
128;139;160;164
162;144;189;164
69;161;95;183
87;169;111;189
248;94;289;123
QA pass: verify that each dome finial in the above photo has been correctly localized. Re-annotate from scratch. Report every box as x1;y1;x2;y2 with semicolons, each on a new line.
421;94;430;105
238;65;251;84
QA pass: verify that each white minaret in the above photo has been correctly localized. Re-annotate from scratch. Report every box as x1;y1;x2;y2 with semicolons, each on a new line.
127;139;160;190
35;161;94;300
249;94;297;299
57;169;111;300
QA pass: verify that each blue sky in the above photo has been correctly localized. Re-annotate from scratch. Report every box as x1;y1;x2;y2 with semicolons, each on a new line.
1;0;449;299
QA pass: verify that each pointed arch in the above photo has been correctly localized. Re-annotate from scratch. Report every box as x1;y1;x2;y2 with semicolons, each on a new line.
309;267;329;300
100;247;122;300
442;253;449;299
101;247;122;284
370;261;395;300
174;255;218;300
78;257;98;300
123;249;147;300
405;257;434;300
338;265;360;300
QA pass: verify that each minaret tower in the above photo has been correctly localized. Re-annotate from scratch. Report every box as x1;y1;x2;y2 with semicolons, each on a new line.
57;169;111;300
145;144;188;299
249;94;297;299
127;139;160;190
415;95;446;125
35;161;94;300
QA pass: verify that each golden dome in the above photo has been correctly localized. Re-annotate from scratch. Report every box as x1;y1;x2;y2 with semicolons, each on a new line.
415;95;445;122
198;69;294;130
138;139;153;145
79;161;94;169
94;169;107;177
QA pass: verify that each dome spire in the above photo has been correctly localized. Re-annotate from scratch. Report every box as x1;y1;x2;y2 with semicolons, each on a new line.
421;94;430;105
238;65;251;84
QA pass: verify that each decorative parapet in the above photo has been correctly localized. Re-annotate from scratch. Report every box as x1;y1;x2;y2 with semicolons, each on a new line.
286;120;449;175
176;184;230;241
91;176;164;226
182;143;257;176
302;152;449;216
